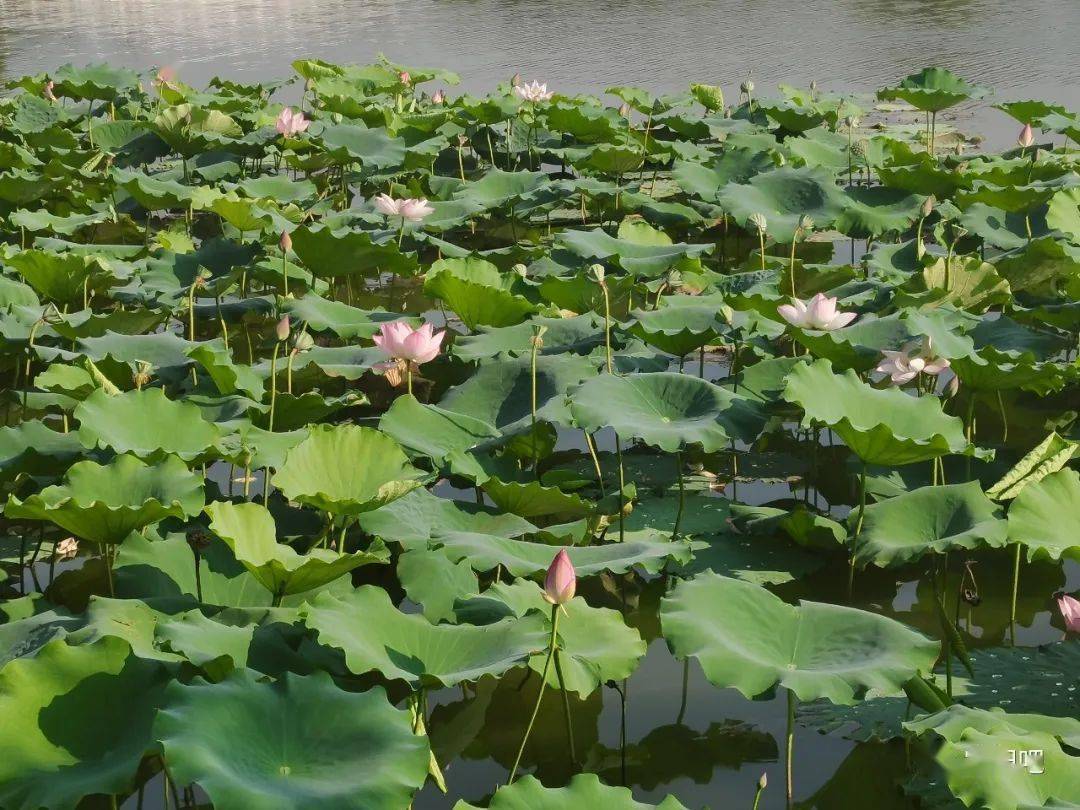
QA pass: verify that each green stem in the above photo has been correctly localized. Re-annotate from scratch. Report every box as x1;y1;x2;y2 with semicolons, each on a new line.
552;647;576;765
508;605;560;783
268;342;281;432
407;368;413;396
1010;542;1021;646
530;334;541;477
786;688;796;810
584;431;606;497
673;450;685;539
758;232;766;273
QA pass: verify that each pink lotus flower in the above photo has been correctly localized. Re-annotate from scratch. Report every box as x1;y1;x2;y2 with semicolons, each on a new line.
276;107;310;137
54;537;78;560
431;89;446;105
1018;123;1035;149
1058;594;1080;633
543;549;576;605
514;80;554;103
875;337;950;385
777;293;857;331
373;194;434;222
279;231;292;252
399;71;411;86
153;66;177;89
373;321;445;365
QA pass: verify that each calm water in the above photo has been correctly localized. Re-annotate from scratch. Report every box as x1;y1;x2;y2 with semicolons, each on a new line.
4;1;1079;807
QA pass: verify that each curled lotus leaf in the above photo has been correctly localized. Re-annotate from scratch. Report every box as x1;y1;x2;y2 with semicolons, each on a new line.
453;774;692;810
876;67;989;113
1006;468;1080;562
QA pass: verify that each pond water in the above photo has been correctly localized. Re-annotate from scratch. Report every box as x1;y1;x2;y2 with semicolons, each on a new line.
1;0;1080;147
3;2;1079;808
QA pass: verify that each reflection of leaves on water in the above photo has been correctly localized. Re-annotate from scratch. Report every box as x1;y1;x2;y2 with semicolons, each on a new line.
587;720;778;790
797;741;915;810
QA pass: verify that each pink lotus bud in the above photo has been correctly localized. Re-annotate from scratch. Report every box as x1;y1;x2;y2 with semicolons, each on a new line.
1018;123;1035;149
543;549;576;605
432;89;445;105
279;231;292;253
511;73;522;87
275;314;291;342
1058;594;1080;633
399;71;411;86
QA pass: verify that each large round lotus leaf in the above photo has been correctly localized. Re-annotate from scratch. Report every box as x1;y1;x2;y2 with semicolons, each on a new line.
156;669;429;810
556;228;710;277
456;580;647;697
453;774;691;810
673;149;777;202
452;167;548;208
300;586;548;689
905;706;1080;810
6;249;103;305
718;166;847;243
0;419;83;485
791;313;912;373
289;224;417;279
452;314;606;362
272;425;425;517
75;387;221;462
481;478;594;519
397;549;479;623
569;372;769;452
282;293;408;339
430;530;692;576
0;636;170;810
782;359;971;465
1007;468;1080;562
319;124;407;170
854;481;1008;567
357;488;535;545
423;257;537;330
660;573;938;704
836;186;923;239
52;62;139;101
379;394;498;466
877;67;989;113
205;501;387;599
5;454;204;546
625;305;727;357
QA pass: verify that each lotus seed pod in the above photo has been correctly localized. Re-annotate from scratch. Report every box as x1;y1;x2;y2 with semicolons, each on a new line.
798;214;814;233
279;231;292;252
530;324;548;349
748;212;767;234
921;195;935;218
845;115;859;129
590;263;606;283
740;79;754;95
186;528;210;552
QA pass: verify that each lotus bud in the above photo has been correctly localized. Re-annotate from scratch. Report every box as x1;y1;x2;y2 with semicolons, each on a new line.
921;195;935;218
740;79;754;95
809;79;818;98
279;231;292;253
543;548;576;605
432;89;445;105
292;330;315;353
748;212;767;234
618;102;630;118
530;324;548;350
133;361;154;389
590;263;606;285
54;537;79;560
275;314;291;342
1058;593;1080;633
845;115;859;129
399;70;411;86
457;134;469;147
758;773;768;790
43;80;56;103
1018;123;1035;149
797;214;814;234
945;374;960;398
511;72;522;88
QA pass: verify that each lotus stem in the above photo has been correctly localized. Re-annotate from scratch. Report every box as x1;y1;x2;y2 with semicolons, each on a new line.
673;449;685;539
789;237;797;298
508;603;561;784
930;112;937;156
406;368;413;396
752;780;765;810
848;460;867;597
268;341;281;432
215;296;229;350
676;657;689;724
530;330;541;477
698;347;705;379
187;283;198;342
758;231;766;274
600;281;614;375
615;437;627;544
193;548;203;603
282;251;289;296
786;688;796;810
584;431;606;497
997;390;1008;444
1009;542;1021;646
552;647;576;765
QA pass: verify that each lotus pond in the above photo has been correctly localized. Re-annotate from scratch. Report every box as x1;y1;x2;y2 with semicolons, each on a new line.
0;59;1079;810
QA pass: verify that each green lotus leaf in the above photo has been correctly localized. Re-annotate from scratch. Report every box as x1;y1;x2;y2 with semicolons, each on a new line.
783;359;971;465
672;149;777;202
718;166;847;243
423;257;537;330
727;502;846;549
453;773;691;810
52;62;139;101
431;531;692;577
114;168;223;210
319;123;407;169
75;387;221;462
6;249;109;305
397;549;479;623
282;293;408;339
300;586;548;688
188;341;264;399
152;104;243;157
5;454;204;546
836;186;923;239
379;394;498;466
556;228;710;276
453;168;548;208
272;425;425;517
0;636;170;810
569;371;769;452
453;314;605;361
205;500;387;600
960;202;1049;251
1007;468;1080;562
854;482;1008;567
660;573;938;703
156;669;430;810
993;236;1080;296
625;304;728;357
50;308;167;341
877;67;989;113
790;313;912;372
986;432;1078;500
481;477;595;518
456;579;647;696
672;529;826;586
357;488;535;545
0;419;83;485
904;706;1080;810
155;609;255;677
289;224;418;280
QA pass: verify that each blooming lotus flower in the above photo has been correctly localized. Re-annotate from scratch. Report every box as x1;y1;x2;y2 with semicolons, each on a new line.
1058;594;1080;633
153;66;177;90
373;321;445;365
875;337;950;385
399;71;411;86
543;549;576;605
55;537;78;560
1018;123;1035;149
515;80;554;103
431;89;445;105
777;293;857;331
276;107;310;137
373;194;434;222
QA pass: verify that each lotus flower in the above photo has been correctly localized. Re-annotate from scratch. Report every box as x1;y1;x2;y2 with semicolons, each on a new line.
373;321;445;365
276;107;310;137
543;548;576;605
1058;594;1080;633
777;293;857;331
43;80;56;103
279;230;292;252
373;194;434;222
432;89;446;105
275;314;291;342
399;71;411;86
54;537;78;560
153;66;177;90
1018;123;1035;149
515;80;554;103
875;337;950;385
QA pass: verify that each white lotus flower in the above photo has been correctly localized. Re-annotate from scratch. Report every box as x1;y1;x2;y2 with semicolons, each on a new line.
777;293;857;331
514;80;553;103
373;194;434;222
875;337;950;385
